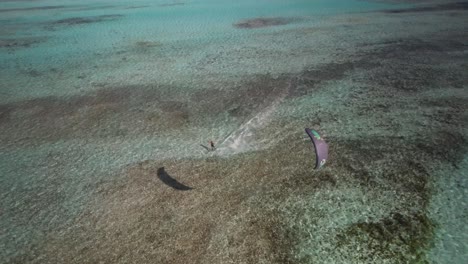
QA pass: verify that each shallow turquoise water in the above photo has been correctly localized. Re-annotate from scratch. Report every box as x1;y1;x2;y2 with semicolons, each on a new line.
0;0;404;102
5;1;466;264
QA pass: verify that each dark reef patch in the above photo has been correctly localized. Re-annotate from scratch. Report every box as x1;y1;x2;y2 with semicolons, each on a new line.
71;5;116;12
414;131;467;166
190;74;291;119
0;105;10;124
289;60;376;96
15;68;43;77
0;5;67;13
191;59;376;120
336;212;435;263
0;37;45;49
0;4;119;13
158;3;186;7
371;63;446;91
234;17;296;29
356;37;468;91
133;40;162;52
362;37;468;61
0;85;171;144
384;1;468;13
51;14;123;26
124;5;150;9
331;132;466;203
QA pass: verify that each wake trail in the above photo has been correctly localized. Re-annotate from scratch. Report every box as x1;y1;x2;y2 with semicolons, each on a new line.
217;81;293;156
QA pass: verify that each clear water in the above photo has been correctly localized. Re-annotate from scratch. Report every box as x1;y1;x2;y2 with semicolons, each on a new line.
1;0;467;263
1;0;402;102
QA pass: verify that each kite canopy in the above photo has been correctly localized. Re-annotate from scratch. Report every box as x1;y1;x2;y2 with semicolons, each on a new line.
305;128;329;169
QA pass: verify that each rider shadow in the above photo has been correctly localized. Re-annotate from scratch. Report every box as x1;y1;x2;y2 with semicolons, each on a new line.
157;167;192;191
200;144;210;151
200;144;217;152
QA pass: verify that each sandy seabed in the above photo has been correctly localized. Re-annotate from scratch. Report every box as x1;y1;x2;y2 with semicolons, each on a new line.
1;0;467;263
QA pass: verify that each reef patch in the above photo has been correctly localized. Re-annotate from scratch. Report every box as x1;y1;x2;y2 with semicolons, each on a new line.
0;37;45;49
51;14;123;26
336;212;435;263
0;5;68;13
158;3;186;7
384;1;468;13
234;17;297;29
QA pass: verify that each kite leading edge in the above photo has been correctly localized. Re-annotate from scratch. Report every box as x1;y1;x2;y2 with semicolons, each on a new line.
305;128;329;169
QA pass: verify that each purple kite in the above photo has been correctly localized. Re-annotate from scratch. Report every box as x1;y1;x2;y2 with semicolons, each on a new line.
305;128;329;169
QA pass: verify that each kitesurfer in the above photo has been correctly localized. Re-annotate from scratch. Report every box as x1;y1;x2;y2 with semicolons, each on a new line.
209;140;216;151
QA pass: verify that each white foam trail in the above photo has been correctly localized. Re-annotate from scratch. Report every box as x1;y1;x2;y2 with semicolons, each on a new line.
216;82;292;156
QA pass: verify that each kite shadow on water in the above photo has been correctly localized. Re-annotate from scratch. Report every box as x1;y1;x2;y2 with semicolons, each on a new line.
157;167;193;191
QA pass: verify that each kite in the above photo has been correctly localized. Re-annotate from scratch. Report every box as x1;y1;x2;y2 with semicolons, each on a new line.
305;128;329;169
